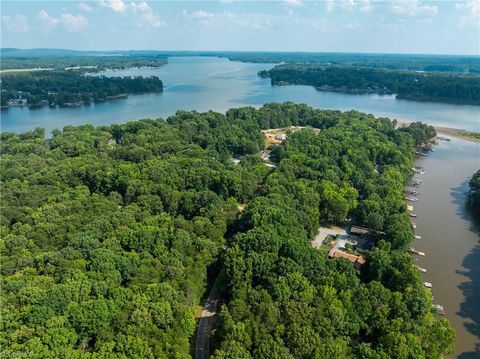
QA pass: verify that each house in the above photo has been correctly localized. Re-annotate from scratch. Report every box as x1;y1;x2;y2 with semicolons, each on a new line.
328;248;366;269
275;133;287;141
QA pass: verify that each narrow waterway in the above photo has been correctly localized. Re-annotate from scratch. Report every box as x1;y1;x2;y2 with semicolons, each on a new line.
412;137;479;358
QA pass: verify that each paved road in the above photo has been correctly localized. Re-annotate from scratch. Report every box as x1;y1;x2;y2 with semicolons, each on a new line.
195;276;221;359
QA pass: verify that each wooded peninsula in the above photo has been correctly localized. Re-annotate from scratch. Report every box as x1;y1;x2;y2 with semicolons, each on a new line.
0;56;165;108
1;71;163;108
259;64;480;105
1;103;454;358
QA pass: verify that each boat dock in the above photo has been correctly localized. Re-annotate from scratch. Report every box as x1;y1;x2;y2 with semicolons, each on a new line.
412;167;426;175
416;265;427;273
436;136;451;142
415;151;428;156
433;304;445;316
410;248;425;256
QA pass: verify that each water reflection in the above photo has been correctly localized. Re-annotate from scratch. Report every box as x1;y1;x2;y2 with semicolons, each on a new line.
453;181;480;359
457;243;480;359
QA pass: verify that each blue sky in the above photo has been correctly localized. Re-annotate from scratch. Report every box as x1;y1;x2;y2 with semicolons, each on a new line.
1;1;479;55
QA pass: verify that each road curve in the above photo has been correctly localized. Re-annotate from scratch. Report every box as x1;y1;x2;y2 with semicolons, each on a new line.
195;276;221;359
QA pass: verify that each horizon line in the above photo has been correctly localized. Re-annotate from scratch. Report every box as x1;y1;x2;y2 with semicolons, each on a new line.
1;47;479;57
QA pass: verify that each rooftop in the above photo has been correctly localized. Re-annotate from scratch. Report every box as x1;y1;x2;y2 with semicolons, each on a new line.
328;248;366;266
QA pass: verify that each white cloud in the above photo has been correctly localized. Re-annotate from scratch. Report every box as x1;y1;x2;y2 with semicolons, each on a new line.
326;0;336;13
78;3;92;12
100;0;127;13
60;13;89;31
344;19;361;29
38;10;61;28
391;0;438;17
342;0;372;12
456;0;480;25
37;10;88;32
98;1;166;28
2;13;29;33
190;10;214;19
182;10;273;29
326;0;372;13
130;1;166;27
284;0;304;7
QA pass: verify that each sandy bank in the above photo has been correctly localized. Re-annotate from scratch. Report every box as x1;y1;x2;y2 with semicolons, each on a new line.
396;120;480;143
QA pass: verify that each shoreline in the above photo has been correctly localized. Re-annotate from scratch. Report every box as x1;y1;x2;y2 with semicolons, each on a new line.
435;127;480;143
396;120;480;143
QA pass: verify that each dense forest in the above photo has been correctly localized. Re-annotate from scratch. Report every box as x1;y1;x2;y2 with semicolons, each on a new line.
469;170;480;212
0;103;453;358
1;71;163;108
259;65;480;105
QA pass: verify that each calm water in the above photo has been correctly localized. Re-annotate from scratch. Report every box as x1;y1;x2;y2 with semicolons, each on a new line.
1;56;479;134
1;56;479;356
413;137;480;358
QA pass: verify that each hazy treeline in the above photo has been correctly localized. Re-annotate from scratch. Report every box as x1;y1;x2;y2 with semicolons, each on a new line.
0;55;167;71
2;48;478;73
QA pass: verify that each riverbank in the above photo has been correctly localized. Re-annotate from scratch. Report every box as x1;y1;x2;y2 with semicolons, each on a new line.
435;127;480;143
397;120;480;143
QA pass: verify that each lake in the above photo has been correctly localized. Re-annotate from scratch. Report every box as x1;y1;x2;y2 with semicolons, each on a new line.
1;56;479;134
1;55;479;357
